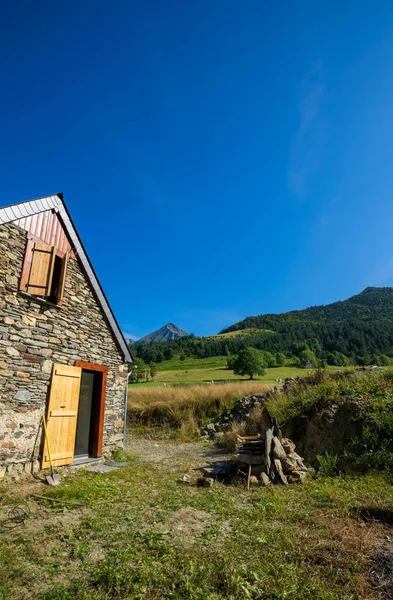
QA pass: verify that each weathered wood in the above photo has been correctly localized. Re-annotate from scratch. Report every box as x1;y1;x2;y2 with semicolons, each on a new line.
247;464;252;490
56;251;69;305
235;454;265;466
42;364;82;469
19;237;34;292
28;242;56;295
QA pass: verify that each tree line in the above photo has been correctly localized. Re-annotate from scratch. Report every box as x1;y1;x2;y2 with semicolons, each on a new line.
131;320;393;366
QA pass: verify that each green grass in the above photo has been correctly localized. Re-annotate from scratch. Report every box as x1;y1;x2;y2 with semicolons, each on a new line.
137;356;349;386
0;448;390;599
156;355;229;372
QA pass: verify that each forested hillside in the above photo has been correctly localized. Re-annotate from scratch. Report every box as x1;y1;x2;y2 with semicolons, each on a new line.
133;287;393;364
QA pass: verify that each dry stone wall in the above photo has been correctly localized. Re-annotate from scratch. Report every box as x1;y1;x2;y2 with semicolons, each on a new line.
0;222;128;477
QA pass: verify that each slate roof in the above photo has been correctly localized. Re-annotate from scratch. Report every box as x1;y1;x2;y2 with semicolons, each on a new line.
0;193;132;363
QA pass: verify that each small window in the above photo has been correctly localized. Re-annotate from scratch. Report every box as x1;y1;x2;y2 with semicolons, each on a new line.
19;240;69;305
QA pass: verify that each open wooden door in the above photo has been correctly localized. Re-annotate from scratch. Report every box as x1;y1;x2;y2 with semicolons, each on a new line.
42;364;82;468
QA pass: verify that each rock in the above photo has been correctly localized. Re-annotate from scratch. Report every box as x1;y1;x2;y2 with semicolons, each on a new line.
281;456;298;473
249;476;259;486
296;461;308;472
272;416;282;439
0;466;6;479
291;452;303;461
14;390;31;402
273;459;288;485
6;346;20;357
213;431;224;440
288;471;307;484
41;360;53;374
260;472;271;486
22;315;36;327
197;477;214;488
206;423;216;432
272;436;286;460
282;438;296;454
261;407;273;432
178;474;191;484
265;428;273;470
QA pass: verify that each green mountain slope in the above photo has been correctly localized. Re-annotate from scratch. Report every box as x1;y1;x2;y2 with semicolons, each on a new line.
133;288;393;364
221;287;393;332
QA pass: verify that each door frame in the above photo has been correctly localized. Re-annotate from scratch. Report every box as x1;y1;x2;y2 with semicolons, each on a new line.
74;361;108;458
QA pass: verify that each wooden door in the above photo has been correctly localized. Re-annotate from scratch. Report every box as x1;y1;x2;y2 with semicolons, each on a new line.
42;364;82;468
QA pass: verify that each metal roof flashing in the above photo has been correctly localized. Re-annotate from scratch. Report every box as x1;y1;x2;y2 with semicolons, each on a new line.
0;194;132;363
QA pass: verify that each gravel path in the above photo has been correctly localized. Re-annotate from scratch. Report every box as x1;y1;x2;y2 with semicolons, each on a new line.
125;436;230;467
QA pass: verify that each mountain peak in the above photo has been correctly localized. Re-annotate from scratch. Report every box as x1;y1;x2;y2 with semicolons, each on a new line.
138;323;189;343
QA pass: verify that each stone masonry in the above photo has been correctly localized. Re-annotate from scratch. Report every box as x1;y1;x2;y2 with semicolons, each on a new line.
0;222;128;477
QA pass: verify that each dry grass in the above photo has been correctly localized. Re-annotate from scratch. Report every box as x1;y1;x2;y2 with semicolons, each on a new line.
128;381;272;438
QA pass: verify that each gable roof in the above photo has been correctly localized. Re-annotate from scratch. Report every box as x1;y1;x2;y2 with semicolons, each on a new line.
0;193;132;363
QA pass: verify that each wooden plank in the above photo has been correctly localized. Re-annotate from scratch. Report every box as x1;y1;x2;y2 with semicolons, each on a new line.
54;366;81;377
75;361;109;373
45;451;74;462
19;237;34;292
56;252;69;305
27;242;56;295
41;364;82;469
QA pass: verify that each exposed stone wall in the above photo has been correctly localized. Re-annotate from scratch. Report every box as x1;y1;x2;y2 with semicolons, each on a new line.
0;222;128;477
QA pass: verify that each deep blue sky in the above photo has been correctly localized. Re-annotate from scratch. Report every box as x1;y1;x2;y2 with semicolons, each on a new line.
1;2;393;339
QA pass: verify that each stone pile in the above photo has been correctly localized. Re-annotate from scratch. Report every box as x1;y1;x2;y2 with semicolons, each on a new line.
200;390;279;438
233;407;308;487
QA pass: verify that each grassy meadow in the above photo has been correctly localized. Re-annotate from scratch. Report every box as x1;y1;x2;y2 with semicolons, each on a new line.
1;447;392;599
132;355;318;386
128;356;354;438
128;381;273;438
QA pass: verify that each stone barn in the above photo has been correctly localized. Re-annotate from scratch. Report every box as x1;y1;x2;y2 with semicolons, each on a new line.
0;194;132;478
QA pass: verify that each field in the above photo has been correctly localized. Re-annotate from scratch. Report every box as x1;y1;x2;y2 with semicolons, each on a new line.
207;327;275;339
132;355;348;386
1;439;392;599
128;381;273;438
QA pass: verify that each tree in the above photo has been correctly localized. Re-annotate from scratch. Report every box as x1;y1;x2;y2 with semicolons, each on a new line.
299;349;318;367
226;354;238;370
326;351;349;367
149;362;157;379
261;351;277;367
233;348;266;380
375;354;391;366
275;352;286;367
129;357;149;383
